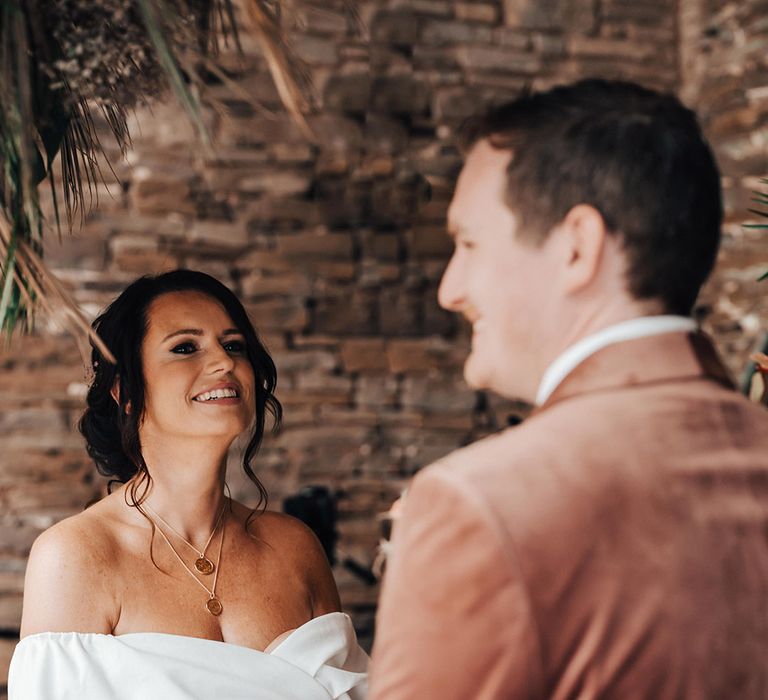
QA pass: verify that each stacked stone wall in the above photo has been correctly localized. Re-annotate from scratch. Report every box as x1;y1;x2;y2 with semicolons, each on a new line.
680;0;768;373
3;0;765;692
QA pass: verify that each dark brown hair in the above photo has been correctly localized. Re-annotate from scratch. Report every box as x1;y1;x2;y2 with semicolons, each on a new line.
459;79;723;315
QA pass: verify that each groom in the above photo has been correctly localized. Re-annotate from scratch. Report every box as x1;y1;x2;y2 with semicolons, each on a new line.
369;80;768;698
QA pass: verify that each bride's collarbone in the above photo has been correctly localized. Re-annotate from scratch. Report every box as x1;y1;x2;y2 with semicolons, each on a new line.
68;500;317;650
110;519;314;651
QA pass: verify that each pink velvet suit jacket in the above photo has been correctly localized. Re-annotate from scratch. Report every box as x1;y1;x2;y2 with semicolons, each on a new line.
370;332;768;699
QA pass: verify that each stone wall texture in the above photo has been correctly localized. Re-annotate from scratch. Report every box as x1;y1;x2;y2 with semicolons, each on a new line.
680;0;768;376
1;0;766;692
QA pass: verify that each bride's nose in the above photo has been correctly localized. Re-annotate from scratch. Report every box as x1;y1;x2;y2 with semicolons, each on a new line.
206;345;236;374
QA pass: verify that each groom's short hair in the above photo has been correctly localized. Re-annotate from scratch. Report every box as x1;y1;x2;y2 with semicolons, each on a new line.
459;79;723;315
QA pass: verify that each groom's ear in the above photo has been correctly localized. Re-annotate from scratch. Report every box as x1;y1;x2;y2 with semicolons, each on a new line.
557;204;608;294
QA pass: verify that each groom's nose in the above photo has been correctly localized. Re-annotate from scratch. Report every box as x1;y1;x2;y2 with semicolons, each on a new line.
438;248;466;313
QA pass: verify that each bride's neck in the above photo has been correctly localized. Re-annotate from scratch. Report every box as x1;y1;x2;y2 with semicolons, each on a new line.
133;432;231;546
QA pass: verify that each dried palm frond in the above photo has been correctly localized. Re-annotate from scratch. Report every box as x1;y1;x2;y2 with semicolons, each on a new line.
242;0;314;139
0;0;314;352
136;0;211;145
0;212;116;362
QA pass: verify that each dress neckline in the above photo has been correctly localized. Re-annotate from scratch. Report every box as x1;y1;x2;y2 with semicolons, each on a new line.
19;610;349;656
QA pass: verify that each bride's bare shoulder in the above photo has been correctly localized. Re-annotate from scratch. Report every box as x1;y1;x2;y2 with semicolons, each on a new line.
237;504;320;554
237;504;341;616
21;494;124;637
35;486;132;554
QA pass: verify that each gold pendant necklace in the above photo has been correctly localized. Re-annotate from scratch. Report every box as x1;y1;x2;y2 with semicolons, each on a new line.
145;502;226;575
147;505;227;616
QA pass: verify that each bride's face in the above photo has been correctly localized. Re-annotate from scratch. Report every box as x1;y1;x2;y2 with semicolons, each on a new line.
139;290;256;443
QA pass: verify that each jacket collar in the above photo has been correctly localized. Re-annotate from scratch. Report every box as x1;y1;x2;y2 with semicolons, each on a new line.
533;331;734;414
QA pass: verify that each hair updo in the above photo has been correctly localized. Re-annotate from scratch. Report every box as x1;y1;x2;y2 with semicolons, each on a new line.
78;269;282;508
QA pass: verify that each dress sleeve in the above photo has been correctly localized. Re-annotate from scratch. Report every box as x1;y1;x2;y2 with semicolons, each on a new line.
8;635;80;700
369;467;543;700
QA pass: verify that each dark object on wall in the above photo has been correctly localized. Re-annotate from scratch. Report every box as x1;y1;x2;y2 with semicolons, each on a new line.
283;485;339;565
283;485;377;585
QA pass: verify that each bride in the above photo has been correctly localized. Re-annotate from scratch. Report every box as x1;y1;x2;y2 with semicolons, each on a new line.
9;269;368;699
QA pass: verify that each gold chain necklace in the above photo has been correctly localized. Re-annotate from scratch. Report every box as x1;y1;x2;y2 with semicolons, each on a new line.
145;502;226;575
147;509;227;616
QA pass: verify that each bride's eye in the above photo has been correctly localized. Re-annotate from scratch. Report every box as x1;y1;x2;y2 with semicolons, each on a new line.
223;340;246;354
171;341;198;354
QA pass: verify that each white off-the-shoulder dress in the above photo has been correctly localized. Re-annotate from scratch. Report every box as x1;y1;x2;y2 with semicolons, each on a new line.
8;612;368;699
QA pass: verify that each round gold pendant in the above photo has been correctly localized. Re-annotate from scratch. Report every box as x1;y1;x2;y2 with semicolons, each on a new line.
195;557;215;575
206;597;223;616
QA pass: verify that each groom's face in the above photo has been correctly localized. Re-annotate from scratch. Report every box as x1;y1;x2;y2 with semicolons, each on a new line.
438;140;561;402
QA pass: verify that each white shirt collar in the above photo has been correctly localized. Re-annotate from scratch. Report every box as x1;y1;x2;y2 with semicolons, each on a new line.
535;315;698;406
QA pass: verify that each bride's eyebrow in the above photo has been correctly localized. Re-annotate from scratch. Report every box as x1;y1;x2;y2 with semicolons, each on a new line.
162;328;242;342
162;328;203;342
